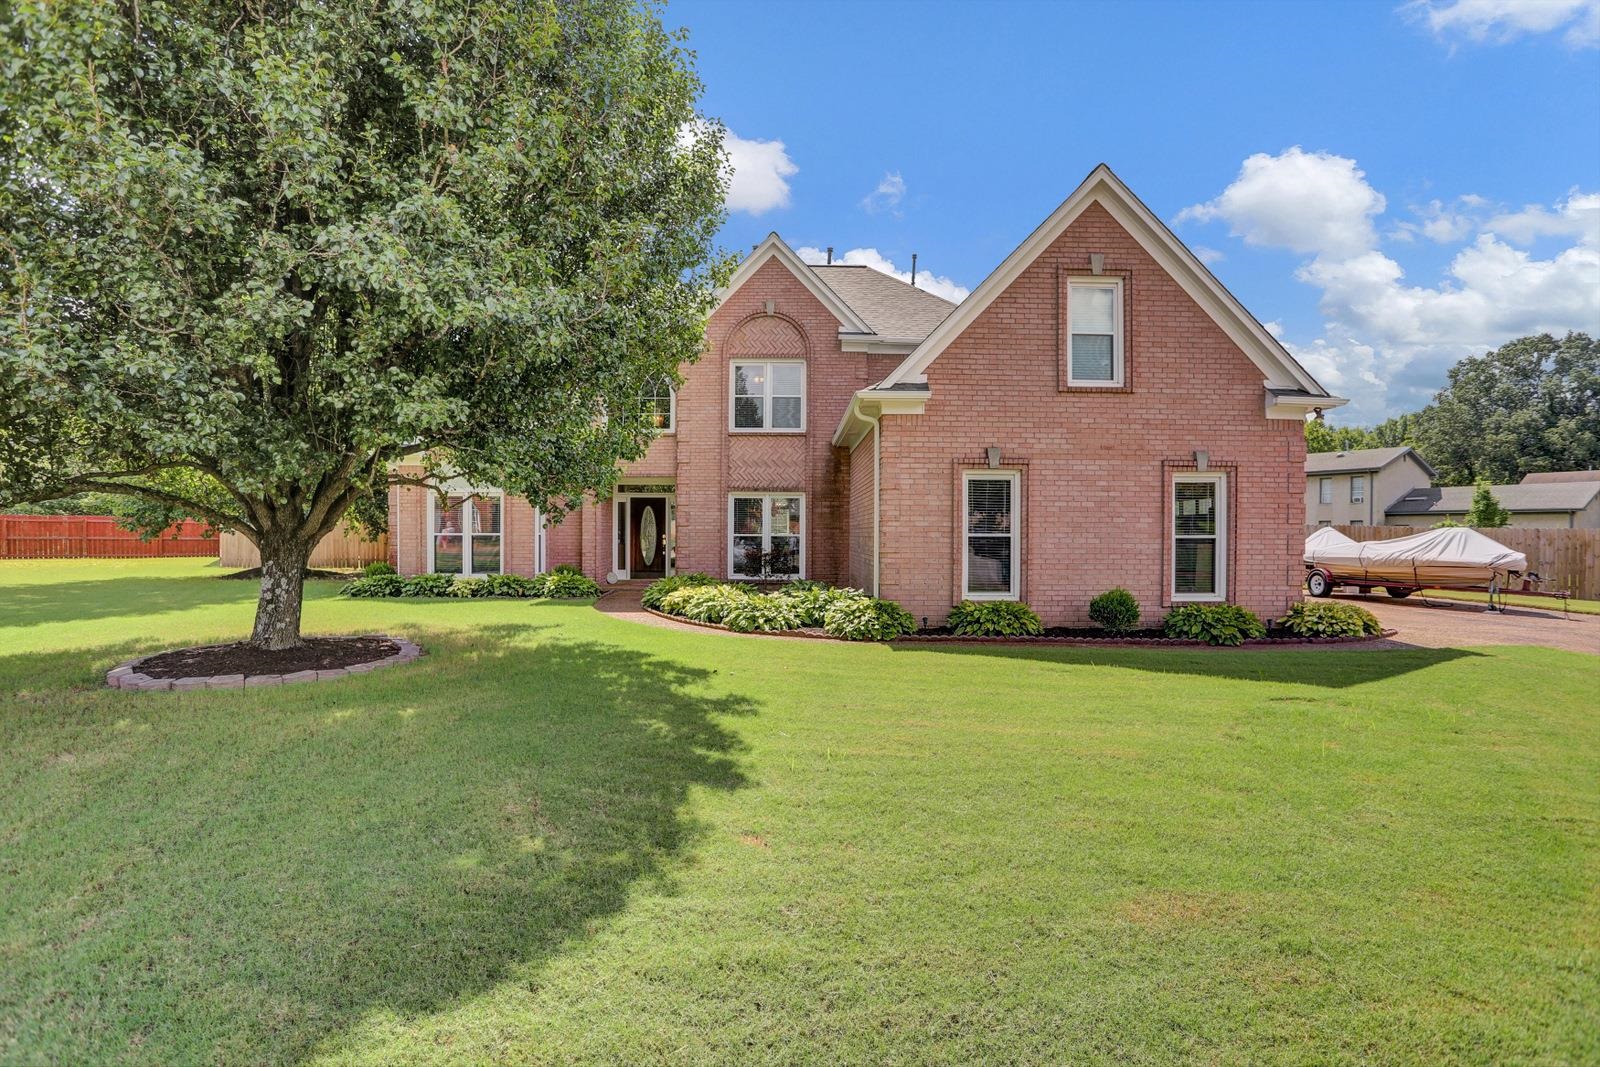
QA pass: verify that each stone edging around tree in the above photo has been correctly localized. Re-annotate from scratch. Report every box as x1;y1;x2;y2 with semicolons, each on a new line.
105;635;423;691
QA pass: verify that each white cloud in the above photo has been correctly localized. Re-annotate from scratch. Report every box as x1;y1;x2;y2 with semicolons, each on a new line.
680;121;798;216
1408;0;1600;48
1193;245;1226;265
1175;147;1386;258
795;245;970;303
1180;147;1600;421
861;172;907;215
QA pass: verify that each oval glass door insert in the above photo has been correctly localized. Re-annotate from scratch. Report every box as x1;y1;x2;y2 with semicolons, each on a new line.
639;507;658;566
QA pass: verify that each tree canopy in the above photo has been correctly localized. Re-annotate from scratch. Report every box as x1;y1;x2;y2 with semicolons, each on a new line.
0;0;728;646
1304;333;1600;486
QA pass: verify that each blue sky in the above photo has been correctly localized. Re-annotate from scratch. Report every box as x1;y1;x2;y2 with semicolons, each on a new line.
670;0;1600;423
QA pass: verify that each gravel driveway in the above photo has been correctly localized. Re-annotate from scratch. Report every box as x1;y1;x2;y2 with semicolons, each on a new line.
1335;594;1600;655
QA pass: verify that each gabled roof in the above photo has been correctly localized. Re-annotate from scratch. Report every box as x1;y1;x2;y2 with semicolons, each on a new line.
717;233;872;335
876;164;1341;409
1306;446;1437;478
1386;481;1600;516
1522;469;1600;484
811;265;956;341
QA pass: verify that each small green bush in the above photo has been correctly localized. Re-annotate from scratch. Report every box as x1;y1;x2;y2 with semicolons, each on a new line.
947;600;1044;637
660;584;753;624
1278;601;1381;638
549;563;584;577
540;571;600;598
402;573;458;597
449;577;485;597
1162;603;1266;645
822;597;917;641
779;579;829;594
776;584;867;626
1088;588;1141;634
342;573;406;598
362;561;397;577
722;595;803;633
640;572;717;611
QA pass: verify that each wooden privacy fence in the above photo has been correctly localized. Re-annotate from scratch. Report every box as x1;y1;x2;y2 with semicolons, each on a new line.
1310;524;1600;600
218;529;389;570
0;515;218;559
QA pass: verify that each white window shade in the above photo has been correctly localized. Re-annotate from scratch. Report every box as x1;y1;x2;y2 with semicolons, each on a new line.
963;473;1018;598
1067;281;1123;385
1172;476;1224;600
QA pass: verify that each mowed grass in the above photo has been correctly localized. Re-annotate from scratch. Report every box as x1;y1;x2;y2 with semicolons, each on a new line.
1419;588;1600;615
1;560;1597;1065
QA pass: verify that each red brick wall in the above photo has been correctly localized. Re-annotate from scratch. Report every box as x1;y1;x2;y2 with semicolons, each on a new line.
847;427;875;592
878;202;1305;626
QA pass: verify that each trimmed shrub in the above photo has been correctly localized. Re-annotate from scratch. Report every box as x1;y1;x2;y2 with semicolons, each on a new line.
342;573;406;598
540;571;601;598
660;584;752;624
822;597;917;641
1162;603;1266;646
402;573;458;597
641;572;717;611
1278;601;1381;638
723;595;803;633
776;584;867;627
362;561;397;577
1088;588;1141;634
947;600;1044;637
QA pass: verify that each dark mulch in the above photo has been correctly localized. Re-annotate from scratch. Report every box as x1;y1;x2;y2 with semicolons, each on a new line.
916;626;1171;639
136;636;398;679
218;567;355;581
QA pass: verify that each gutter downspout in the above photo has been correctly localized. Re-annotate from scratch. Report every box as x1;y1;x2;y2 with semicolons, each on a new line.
873;421;881;597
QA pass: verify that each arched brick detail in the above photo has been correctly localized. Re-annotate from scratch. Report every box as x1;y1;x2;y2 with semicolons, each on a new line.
725;313;809;358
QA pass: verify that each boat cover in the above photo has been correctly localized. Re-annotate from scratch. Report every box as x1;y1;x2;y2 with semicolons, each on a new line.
1304;527;1528;587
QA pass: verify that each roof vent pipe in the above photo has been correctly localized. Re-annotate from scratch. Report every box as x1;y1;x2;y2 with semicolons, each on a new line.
911;253;919;286
826;246;833;265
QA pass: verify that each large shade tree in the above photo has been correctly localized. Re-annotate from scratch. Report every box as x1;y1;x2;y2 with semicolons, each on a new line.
0;0;728;647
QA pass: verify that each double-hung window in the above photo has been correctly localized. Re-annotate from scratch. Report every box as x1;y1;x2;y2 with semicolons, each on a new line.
729;494;803;578
432;492;502;576
1350;475;1366;504
963;472;1019;599
731;361;805;431
644;377;676;433
1172;474;1225;601
1067;279;1124;386
1319;477;1333;505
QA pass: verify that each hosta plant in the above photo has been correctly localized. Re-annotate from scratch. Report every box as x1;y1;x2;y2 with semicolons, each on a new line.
947;600;1044;637
1277;601;1382;638
822;597;917;641
1162;604;1267;646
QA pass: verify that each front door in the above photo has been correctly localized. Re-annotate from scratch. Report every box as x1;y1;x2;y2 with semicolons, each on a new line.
628;497;667;579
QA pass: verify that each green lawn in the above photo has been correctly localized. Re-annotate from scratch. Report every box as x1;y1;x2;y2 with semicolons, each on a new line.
1418;588;1600;615
2;559;1597;1065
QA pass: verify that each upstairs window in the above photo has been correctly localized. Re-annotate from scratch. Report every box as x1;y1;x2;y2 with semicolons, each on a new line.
1067;279;1124;386
963;472;1019;599
432;492;502;576
643;377;675;433
1173;474;1225;601
731;361;805;431
1350;475;1366;503
1319;477;1333;505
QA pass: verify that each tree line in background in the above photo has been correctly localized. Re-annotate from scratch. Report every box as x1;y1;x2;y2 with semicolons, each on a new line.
1304;333;1600;486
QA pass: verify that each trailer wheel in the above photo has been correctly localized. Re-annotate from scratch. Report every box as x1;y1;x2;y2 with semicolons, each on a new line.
1306;570;1333;598
1386;587;1414;599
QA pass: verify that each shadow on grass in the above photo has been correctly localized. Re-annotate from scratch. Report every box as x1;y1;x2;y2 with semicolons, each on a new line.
889;639;1485;688
0;622;754;1063
0;571;270;628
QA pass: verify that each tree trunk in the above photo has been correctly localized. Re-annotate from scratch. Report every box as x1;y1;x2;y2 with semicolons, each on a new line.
251;537;311;650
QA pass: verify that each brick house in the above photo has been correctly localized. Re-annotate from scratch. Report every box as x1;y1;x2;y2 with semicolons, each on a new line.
390;165;1344;625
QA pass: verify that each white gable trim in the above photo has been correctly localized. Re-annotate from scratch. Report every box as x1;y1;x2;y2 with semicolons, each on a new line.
879;165;1339;402
715;232;873;335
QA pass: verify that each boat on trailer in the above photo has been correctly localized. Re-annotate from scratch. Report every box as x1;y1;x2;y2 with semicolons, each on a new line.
1303;526;1534;609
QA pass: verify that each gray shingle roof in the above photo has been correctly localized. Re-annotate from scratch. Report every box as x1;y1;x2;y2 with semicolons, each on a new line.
1306;446;1434;476
1521;470;1600;483
810;265;956;340
1386;481;1600;515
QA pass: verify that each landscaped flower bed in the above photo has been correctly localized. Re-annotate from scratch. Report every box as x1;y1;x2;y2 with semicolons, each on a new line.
642;579;1394;646
342;564;601;599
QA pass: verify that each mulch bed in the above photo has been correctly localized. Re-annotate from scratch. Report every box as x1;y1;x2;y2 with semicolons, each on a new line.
136;636;399;679
218;567;355;581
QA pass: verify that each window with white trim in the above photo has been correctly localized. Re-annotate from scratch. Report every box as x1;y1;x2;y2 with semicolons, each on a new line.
1067;279;1123;386
731;361;805;431
729;494;803;578
963;472;1018;599
644;377;675;433
1319;477;1333;505
1350;475;1366;503
1173;474;1225;600
432;492;502;576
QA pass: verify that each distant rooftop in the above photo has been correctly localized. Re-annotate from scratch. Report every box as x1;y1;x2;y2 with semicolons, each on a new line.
1521;470;1600;484
1387;481;1600;516
811;264;956;341
1306;446;1434;477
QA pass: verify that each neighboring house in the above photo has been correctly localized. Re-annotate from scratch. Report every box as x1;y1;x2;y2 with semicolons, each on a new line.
1521;470;1600;484
390;165;1343;625
1386;481;1600;529
1305;446;1435;527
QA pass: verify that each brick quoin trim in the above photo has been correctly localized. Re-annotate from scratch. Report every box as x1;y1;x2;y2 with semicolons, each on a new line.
390;197;1312;626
